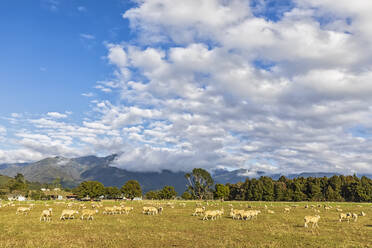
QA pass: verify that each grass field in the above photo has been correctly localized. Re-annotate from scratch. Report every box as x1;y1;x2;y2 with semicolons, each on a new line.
0;200;371;248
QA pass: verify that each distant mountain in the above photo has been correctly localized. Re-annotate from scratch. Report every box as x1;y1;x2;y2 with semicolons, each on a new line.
1;156;371;194
0;162;30;171
0;155;188;193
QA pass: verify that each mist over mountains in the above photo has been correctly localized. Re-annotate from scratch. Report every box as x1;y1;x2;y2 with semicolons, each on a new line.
1;155;371;194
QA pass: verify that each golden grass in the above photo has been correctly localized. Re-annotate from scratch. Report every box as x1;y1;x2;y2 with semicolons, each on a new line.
0;200;371;248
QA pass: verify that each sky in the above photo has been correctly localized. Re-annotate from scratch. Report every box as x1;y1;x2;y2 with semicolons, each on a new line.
1;0;372;175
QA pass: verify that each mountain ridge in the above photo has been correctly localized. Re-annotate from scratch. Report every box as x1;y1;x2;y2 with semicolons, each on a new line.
1;155;371;193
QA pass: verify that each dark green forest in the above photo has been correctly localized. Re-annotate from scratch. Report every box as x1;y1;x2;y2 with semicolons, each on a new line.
226;175;372;202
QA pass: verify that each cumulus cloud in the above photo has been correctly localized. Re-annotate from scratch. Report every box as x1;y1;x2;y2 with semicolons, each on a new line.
2;0;372;175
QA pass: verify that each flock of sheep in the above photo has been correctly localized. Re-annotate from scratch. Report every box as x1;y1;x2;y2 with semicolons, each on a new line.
1;200;370;229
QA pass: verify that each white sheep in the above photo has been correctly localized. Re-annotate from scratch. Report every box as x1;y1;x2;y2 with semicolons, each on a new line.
192;207;206;216
304;215;320;228
352;213;358;222
81;209;99;220
123;206;134;214
60;209;79;220
339;212;352;222
16;207;31;215
203;210;218;220
40;208;53;222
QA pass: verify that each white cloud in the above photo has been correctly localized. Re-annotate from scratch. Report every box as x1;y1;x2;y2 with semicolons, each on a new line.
80;33;95;40
82;92;94;97
46;112;68;119
3;0;372;175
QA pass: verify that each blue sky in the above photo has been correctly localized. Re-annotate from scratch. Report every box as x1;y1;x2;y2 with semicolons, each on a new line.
0;0;133;115
1;0;372;175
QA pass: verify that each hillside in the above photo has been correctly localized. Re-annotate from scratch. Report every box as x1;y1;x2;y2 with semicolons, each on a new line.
0;155;188;193
0;174;12;186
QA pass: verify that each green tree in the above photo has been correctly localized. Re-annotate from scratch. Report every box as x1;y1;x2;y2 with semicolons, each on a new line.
145;190;160;200
6;173;28;193
105;186;121;199
181;191;193;200
121;180;142;200
214;184;230;200
158;186;177;199
185;168;214;200
260;177;274;201
28;190;46;200
74;181;105;199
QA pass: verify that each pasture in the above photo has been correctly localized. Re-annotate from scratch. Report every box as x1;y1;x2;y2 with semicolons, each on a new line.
0;200;371;248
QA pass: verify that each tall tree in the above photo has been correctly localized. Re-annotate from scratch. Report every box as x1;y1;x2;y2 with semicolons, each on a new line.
158;186;177;199
185;168;214;200
121;180;142;200
74;181;105;199
214;184;230;200
105;186;121;199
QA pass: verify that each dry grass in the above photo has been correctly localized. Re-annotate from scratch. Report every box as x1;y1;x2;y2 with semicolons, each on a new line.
0;200;371;248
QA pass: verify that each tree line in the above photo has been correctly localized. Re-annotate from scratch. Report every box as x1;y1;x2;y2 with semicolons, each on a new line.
181;168;372;202
1;169;371;202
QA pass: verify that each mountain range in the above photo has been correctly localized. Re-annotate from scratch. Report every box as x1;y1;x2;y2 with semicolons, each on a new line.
1;154;371;194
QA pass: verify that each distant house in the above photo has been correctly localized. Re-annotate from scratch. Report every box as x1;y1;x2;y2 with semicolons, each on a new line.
17;195;26;201
8;195;26;201
132;197;143;201
43;189;73;200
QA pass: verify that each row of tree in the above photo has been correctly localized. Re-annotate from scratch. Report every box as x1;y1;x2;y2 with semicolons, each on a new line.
181;168;372;202
182;168;372;202
73;180;142;200
225;175;372;202
2;169;372;202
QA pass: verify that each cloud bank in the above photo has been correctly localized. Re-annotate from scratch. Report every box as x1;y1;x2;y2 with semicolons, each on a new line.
2;0;372;175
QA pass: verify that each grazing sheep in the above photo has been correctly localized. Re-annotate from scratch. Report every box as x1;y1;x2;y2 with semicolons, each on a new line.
339;212;352;222
157;207;163;215
284;207;290;213
113;206;123;214
240;210;253;220
81;209;99;220
60;210;79;220
192;207;206;216
40;208;53;222
305;205;309;209
103;207;116;215
304;215;320;228
146;207;158;215
267;210;275;214
324;206;331;211
203;210;218;220
123;206;134;214
352;213;358;222
16;207;31;215
142;206;151;214
230;209;245;220
215;208;224;219
360;211;366;217
336;208;343;212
